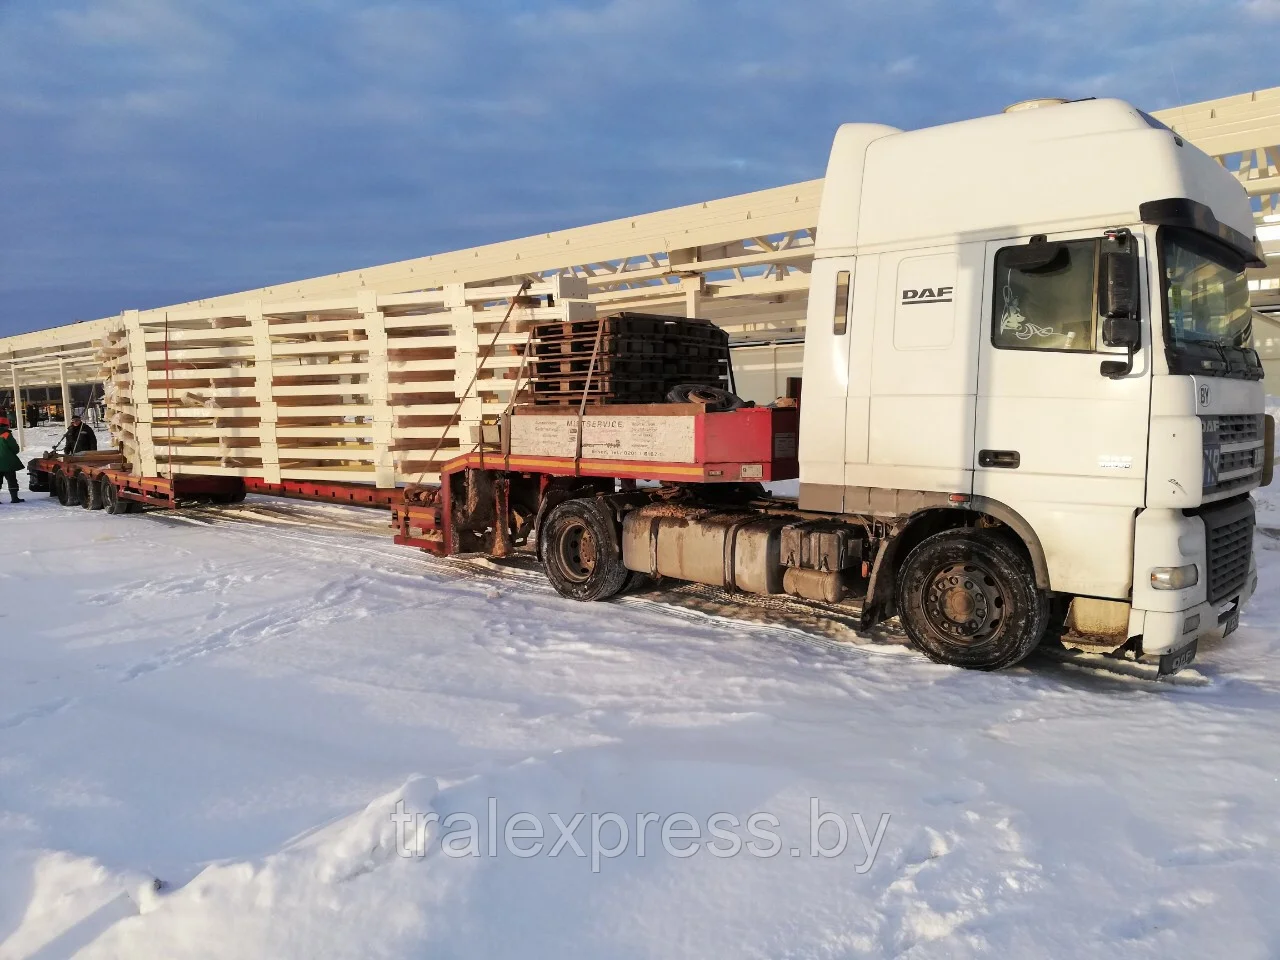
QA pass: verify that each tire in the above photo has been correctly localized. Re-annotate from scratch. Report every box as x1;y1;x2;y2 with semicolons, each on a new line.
895;528;1047;671
102;479;134;515
539;498;629;602
665;383;744;412
82;475;105;510
54;472;81;507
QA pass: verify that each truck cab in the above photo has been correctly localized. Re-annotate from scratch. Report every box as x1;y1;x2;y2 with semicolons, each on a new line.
798;97;1269;671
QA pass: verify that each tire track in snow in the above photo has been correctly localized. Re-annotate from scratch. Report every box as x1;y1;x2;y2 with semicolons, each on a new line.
123;506;1215;688
115;575;380;682
127;510;925;676
0;696;77;731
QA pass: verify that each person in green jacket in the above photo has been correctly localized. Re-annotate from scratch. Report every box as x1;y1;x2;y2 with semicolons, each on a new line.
0;417;24;502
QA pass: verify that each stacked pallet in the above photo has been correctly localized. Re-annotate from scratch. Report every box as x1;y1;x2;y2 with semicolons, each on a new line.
529;312;730;405
94;277;591;487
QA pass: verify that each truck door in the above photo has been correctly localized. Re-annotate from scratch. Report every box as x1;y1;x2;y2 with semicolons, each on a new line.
974;231;1150;599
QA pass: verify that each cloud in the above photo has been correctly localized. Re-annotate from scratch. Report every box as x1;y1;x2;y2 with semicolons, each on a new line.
1241;0;1280;19
0;0;1275;334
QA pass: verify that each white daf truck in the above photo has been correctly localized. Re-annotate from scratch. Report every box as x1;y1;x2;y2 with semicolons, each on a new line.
783;96;1270;672
34;96;1270;677
490;96;1270;676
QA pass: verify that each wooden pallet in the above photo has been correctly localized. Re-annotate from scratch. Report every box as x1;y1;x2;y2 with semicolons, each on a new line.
531;355;727;376
533;315;666;340
531;356;666;376
532;376;665;395
531;312;726;344
530;334;729;359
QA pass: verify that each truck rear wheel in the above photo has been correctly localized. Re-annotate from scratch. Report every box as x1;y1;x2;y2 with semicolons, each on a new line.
540;498;628;602
895;528;1047;671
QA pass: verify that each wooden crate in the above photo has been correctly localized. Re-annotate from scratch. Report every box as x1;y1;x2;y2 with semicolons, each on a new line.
98;277;592;487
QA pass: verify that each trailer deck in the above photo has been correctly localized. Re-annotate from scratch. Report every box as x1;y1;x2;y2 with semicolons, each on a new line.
28;399;801;560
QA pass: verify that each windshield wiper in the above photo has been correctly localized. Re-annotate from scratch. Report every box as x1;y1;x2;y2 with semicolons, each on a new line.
1175;337;1228;374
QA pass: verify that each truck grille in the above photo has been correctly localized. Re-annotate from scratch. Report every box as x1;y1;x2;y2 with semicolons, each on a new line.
1217;447;1258;475
1200;497;1254;604
1202;414;1264;495
1214;414;1264;445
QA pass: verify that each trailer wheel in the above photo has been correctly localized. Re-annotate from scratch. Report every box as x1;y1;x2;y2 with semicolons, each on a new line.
81;475;105;510
540;498;629;602
102;479;134;515
895;528;1047;671
54;472;82;507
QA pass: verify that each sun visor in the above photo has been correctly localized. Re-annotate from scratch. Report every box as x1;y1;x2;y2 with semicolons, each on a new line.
1139;197;1267;268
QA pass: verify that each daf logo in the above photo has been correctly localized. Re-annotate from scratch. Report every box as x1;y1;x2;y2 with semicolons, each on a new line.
900;286;953;305
1199;384;1211;407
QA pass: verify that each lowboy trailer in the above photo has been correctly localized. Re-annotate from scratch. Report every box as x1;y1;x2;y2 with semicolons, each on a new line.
27;97;1277;676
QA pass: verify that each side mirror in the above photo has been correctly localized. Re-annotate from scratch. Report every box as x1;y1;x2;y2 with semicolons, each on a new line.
1101;317;1140;348
1099;313;1142;380
1099;250;1138;319
1098;244;1140;380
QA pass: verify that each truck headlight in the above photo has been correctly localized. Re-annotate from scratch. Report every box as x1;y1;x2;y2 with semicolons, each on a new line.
1151;564;1198;590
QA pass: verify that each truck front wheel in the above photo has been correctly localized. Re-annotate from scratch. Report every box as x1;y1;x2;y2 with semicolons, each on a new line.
540;498;628;602
895;528;1047;670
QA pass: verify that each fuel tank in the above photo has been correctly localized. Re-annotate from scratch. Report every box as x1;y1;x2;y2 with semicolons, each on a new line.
621;503;789;595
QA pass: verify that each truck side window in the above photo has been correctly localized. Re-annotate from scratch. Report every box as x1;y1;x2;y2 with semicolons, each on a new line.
833;270;851;336
992;240;1097;352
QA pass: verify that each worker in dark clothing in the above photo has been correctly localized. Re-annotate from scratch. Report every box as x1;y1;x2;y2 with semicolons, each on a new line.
64;415;98;453
0;417;24;502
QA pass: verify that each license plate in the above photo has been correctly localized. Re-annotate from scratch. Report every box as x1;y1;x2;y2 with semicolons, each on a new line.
1158;640;1198;677
1222;610;1239;637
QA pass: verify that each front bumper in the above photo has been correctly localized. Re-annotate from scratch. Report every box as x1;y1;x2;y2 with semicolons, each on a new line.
1135;553;1256;656
1129;499;1257;658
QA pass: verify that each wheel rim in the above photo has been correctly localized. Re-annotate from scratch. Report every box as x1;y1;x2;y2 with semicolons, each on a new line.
554;520;598;583
921;560;1006;645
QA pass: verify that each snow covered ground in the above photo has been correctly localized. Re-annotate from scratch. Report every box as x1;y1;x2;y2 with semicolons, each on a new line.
3;424;1280;959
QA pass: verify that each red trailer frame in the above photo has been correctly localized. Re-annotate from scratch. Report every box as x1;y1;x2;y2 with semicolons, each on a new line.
30;403;800;561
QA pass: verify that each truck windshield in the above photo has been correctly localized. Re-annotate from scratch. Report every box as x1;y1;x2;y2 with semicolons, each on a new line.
1163;231;1251;348
1161;229;1261;379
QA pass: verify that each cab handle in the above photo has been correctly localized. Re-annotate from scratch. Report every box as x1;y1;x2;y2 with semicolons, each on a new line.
979;449;1020;469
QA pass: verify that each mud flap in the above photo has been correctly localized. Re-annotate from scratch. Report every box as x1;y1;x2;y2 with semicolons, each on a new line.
1157;639;1198;678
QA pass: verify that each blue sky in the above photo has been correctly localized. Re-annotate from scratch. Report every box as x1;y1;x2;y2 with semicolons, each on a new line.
1;0;1277;336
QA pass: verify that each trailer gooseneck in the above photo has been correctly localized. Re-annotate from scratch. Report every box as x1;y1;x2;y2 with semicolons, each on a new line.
29;97;1274;677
